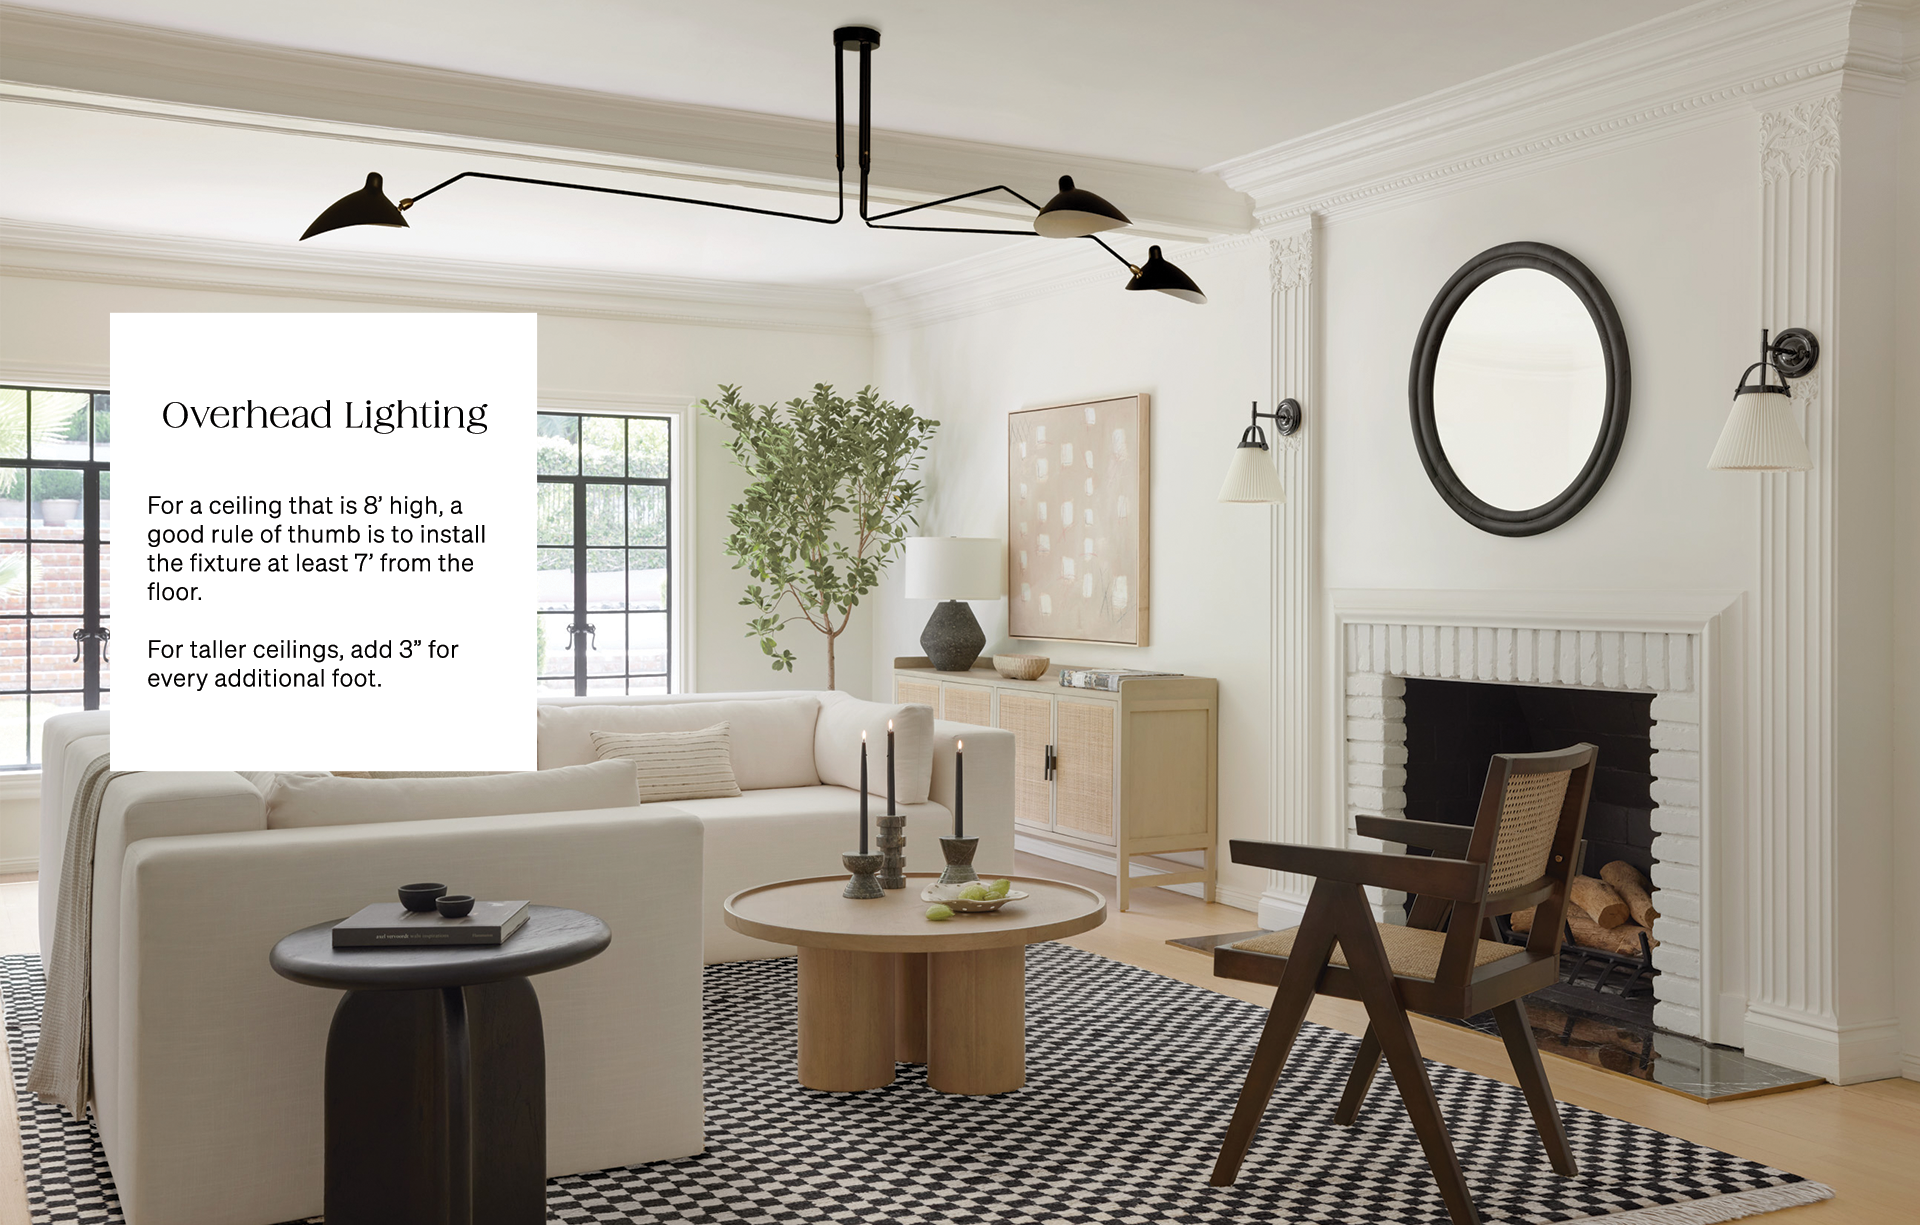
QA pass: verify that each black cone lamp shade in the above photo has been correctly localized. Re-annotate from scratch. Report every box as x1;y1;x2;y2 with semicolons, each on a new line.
1034;175;1131;239
301;172;409;240
1125;245;1206;304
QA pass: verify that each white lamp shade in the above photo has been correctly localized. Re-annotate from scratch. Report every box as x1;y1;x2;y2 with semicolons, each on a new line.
1218;444;1287;503
904;537;1004;600
1707;392;1813;471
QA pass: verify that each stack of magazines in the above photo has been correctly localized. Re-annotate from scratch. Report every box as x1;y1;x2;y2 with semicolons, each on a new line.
1058;668;1183;692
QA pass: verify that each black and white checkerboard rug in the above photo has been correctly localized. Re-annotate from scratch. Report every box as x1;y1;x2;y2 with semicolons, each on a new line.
2;947;1829;1224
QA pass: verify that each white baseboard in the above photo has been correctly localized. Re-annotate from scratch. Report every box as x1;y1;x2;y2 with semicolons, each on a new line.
0;856;38;876
1742;1005;1904;1084
1902;1051;1920;1083
1256;891;1306;932
1210;886;1263;918
1013;834;1206;899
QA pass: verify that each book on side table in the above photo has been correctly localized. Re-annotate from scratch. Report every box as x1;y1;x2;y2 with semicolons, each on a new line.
332;901;531;948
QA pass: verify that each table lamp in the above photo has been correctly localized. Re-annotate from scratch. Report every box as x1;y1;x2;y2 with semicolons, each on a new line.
904;537;1004;671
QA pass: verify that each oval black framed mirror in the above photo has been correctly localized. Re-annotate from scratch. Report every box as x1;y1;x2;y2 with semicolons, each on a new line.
1409;241;1630;536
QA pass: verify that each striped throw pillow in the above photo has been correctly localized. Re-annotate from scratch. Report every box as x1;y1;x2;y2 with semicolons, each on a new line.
590;722;742;802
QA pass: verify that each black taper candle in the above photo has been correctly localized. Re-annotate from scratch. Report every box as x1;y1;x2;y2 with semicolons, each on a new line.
859;733;869;854
955;739;965;837
887;719;896;816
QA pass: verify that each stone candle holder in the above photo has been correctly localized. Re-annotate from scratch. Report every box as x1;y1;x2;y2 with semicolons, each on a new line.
842;852;884;900
937;836;980;886
877;815;907;890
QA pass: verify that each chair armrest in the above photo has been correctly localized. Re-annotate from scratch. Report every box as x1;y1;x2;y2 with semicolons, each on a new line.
1352;815;1473;859
1228;838;1487;901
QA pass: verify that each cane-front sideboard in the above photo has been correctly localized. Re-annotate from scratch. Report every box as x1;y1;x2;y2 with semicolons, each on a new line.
892;657;1217;910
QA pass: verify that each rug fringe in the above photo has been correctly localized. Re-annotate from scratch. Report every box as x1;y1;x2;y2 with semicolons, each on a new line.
1592;1182;1834;1222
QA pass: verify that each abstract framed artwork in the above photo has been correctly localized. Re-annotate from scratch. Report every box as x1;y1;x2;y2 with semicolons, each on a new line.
1007;394;1149;646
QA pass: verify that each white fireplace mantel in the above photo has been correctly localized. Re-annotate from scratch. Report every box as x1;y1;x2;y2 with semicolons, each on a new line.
1312;590;1736;1043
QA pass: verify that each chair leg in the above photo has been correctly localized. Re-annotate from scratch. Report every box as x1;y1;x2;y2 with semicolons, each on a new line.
1333;1026;1381;1125
1329;887;1480;1225
1209;880;1342;1187
1490;999;1577;1177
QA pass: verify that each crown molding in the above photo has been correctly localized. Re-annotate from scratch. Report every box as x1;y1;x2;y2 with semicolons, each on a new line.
1211;0;1903;224
0;218;873;334
0;4;1250;243
861;231;1258;335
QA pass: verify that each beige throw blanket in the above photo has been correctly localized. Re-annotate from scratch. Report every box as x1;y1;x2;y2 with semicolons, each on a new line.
28;752;126;1119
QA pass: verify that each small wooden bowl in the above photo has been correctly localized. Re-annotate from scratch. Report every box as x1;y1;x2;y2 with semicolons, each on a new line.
993;654;1050;681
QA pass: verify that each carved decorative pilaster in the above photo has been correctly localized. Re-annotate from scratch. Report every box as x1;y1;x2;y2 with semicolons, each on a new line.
1261;220;1318;927
1744;90;1898;1082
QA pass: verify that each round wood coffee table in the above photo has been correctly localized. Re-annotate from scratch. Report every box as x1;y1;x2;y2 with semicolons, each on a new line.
724;872;1105;1095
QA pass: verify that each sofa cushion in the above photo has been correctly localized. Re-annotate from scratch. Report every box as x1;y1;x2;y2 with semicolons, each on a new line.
813;692;934;806
537;697;820;791
263;759;639;829
664;784;948;827
592;724;742;803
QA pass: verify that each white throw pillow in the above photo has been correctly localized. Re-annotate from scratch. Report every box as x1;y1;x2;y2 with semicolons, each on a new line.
264;759;639;829
814;691;934;805
591;723;743;803
537;697;820;790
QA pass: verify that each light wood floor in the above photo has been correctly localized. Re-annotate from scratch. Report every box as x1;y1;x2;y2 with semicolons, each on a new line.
0;863;1913;1223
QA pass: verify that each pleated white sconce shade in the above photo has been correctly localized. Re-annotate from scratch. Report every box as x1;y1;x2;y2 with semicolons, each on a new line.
1218;442;1287;503
1707;391;1813;471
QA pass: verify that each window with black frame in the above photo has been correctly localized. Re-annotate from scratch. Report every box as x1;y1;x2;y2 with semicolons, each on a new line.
536;412;671;695
0;386;110;769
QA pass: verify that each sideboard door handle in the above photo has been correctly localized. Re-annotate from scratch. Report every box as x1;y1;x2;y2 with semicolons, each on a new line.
1044;745;1056;780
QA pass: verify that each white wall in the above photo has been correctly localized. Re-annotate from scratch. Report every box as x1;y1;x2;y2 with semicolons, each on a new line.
870;242;1275;910
1895;67;1920;1083
868;86;1917;1076
0;268;875;861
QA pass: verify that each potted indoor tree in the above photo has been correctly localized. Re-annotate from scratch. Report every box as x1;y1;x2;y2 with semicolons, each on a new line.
700;383;938;690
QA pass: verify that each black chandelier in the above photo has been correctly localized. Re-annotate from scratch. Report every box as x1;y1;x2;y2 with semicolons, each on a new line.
301;26;1205;303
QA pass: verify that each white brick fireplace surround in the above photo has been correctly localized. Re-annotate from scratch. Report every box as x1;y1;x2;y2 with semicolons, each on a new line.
1339;620;1705;1039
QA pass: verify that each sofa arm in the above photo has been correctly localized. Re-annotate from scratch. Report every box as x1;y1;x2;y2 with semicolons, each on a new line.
109;806;704;1225
929;722;1016;875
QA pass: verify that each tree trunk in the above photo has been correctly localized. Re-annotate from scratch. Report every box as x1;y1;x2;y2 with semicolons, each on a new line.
826;630;837;691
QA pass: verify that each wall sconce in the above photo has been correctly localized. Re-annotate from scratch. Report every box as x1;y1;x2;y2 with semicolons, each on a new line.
1218;399;1300;504
1707;328;1819;471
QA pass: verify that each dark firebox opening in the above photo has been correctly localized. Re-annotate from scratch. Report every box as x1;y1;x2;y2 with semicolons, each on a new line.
1402;678;1655;881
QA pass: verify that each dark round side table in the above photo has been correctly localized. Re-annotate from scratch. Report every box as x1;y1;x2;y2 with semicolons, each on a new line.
271;905;610;1225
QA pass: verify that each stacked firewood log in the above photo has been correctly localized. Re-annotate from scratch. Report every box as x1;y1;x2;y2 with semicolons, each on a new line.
1510;861;1658;956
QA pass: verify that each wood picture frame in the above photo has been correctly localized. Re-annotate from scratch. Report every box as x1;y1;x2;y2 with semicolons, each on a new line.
1006;394;1149;646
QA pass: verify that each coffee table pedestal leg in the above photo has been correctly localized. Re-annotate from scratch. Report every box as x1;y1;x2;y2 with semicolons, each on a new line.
798;947;897;1091
895;952;930;1064
927;945;1026;1095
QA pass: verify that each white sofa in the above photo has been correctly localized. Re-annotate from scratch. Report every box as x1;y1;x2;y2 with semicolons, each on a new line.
534;690;1015;963
35;690;1014;1225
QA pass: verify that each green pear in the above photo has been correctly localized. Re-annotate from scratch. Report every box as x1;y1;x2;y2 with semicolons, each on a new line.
959;884;990;901
985;879;1012;899
925;904;954;922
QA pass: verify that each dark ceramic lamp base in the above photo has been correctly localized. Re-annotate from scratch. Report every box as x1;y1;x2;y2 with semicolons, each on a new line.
920;600;987;671
937;836;979;885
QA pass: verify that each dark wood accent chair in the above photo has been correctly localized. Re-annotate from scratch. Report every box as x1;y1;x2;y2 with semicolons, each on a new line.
1209;745;1598;1225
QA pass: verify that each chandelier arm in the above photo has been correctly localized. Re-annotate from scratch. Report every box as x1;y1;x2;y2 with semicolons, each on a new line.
399;170;844;225
1085;233;1141;272
863;183;1049;235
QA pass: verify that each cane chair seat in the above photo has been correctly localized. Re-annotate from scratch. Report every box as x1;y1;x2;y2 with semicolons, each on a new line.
1233;923;1526;983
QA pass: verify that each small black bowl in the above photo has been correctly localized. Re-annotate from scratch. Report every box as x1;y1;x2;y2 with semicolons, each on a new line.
399;883;448;913
435;894;476;919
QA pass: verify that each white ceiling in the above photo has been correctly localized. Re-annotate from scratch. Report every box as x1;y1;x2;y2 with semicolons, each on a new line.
1;0;1708;291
